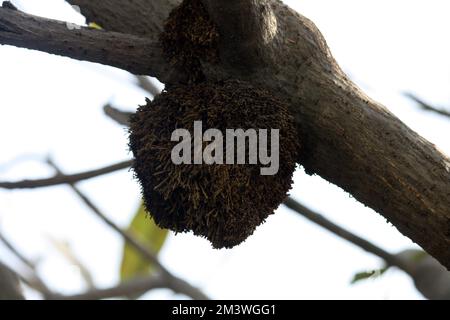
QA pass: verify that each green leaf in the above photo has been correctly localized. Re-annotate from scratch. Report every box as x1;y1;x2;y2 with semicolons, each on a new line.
120;203;169;281
351;267;388;284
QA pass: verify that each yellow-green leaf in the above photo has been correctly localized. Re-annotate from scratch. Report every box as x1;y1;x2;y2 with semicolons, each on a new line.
120;203;169;281
351;267;388;284
88;22;103;30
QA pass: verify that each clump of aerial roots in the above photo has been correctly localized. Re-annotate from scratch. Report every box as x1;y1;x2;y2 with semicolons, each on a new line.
129;80;300;248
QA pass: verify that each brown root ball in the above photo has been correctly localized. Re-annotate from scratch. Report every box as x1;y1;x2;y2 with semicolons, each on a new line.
129;80;299;249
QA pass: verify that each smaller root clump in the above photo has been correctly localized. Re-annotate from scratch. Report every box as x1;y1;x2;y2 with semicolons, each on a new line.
160;0;219;83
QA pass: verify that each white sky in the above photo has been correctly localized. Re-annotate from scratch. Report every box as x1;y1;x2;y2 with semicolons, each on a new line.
0;0;449;299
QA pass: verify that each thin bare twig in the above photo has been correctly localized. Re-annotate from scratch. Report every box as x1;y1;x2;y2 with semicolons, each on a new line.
0;232;36;271
404;93;450;119
0;160;132;189
103;76;158;126
283;197;414;275
54;273;206;300
47;159;166;272
0;231;54;297
53;275;167;300
136;76;161;96
46;159;208;300
47;237;95;288
103;104;133;126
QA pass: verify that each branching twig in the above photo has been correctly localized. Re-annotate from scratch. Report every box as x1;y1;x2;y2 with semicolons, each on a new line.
46;159;208;300
283;197;414;275
46;159;165;272
0;160;132;189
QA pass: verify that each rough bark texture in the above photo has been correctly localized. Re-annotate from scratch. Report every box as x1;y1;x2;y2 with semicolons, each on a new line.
66;0;180;38
203;0;450;269
0;1;449;267
0;8;172;78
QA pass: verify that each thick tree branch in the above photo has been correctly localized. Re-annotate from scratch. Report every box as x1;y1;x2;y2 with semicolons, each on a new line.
202;1;450;269
202;0;275;69
66;0;180;38
0;160;132;189
0;7;172;79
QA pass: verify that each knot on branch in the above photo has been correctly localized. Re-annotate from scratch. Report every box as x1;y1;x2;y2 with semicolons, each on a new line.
129;80;300;248
160;0;219;84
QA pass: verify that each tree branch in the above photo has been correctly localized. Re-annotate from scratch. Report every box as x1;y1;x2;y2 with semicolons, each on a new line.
404;93;450;119
45;159;208;300
54;273;208;300
283;197;414;274
136;76;161;97
1;1;449;269
0;231;56;297
0;232;35;271
49;163;167;273
53;275;168;300
0;160;132;189
202;0;274;69
66;0;180;38
0;7;173;79
200;1;450;269
103;104;133;126
103;75;159;126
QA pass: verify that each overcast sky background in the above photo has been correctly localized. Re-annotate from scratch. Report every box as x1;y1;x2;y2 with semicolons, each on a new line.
0;0;449;299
